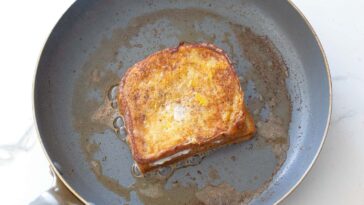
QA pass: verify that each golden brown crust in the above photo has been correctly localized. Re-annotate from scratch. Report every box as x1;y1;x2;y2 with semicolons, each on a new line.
118;43;255;172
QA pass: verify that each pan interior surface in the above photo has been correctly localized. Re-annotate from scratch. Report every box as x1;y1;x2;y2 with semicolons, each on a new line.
34;0;330;204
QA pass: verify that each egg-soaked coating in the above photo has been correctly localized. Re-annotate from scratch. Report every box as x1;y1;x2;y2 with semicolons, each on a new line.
118;43;255;173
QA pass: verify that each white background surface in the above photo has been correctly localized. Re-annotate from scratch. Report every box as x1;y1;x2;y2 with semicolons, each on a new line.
0;0;363;204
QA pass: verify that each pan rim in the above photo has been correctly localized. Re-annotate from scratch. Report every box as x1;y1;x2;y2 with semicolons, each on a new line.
32;1;332;204
273;0;332;204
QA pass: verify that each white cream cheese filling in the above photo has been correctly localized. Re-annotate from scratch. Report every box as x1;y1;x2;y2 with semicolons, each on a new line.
151;149;191;166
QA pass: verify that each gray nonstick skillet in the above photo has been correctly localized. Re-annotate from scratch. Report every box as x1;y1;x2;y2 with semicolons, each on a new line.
33;0;331;204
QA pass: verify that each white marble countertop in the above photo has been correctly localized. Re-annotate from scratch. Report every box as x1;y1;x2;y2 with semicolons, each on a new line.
0;0;363;204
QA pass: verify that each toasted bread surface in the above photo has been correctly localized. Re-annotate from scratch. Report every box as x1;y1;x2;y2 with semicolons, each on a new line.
118;43;255;171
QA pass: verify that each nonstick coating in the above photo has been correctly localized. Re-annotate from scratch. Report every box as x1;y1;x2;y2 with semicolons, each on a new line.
34;0;331;204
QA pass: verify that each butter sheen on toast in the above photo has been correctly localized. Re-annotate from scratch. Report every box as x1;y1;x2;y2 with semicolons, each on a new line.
118;43;255;173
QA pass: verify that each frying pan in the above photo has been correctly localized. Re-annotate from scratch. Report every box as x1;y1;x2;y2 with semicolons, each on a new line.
34;0;331;204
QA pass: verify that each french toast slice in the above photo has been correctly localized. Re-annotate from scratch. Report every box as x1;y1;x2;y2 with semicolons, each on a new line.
118;43;255;173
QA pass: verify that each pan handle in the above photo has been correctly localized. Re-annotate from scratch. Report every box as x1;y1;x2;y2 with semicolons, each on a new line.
29;167;82;205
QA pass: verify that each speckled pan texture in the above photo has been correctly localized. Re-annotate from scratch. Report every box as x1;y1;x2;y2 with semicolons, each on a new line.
34;0;331;204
